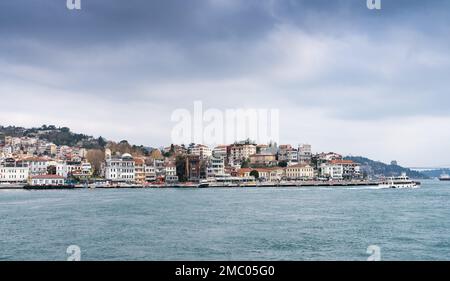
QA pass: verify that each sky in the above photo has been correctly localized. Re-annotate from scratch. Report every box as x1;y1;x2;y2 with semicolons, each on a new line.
0;0;449;167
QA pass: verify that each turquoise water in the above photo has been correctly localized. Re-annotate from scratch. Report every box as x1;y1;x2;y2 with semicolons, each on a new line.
0;180;449;261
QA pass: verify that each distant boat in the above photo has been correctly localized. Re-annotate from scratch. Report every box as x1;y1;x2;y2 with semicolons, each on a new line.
439;173;450;181
378;173;421;189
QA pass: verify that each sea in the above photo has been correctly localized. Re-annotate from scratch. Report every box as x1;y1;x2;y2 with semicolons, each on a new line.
0;180;449;261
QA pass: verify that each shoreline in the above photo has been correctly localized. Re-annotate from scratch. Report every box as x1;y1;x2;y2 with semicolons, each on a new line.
1;180;383;190
1;179;427;190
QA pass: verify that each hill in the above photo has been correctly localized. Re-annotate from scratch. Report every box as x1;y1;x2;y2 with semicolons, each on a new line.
344;156;428;179
420;169;450;179
0;125;106;149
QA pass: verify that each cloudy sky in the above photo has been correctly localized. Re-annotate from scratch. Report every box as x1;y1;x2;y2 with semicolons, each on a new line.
1;0;449;167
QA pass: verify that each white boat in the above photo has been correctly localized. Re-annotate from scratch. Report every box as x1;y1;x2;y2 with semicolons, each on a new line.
378;173;421;189
439;173;450;181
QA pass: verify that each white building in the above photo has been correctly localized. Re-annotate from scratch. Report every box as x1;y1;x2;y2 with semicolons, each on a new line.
329;160;361;179
298;144;312;164
207;156;225;177
191;144;212;159
145;165;156;182
30;175;65;186
56;161;92;178
230;144;256;164
165;164;178;182
22;157;51;175
105;153;135;182
320;163;344;180
212;145;228;159
0;166;29;183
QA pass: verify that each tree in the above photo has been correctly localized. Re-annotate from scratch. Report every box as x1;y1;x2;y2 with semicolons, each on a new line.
86;149;105;176
150;149;163;160
98;136;107;148
250;170;259;179
241;158;250;168
278;161;288;168
175;155;187;182
47;165;57;175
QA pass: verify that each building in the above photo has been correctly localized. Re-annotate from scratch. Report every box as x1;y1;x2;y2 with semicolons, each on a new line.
190;144;212;159
329;160;361;179
207;156;225;177
237;167;283;182
0;166;29;183
284;164;315;180
134;158;146;184
46;143;57;156
229;144;256;165
320;163;344;180
212;145;228;159
238;168;267;179
165;164;178;182
185;155;201;181
30;175;65;186
277;145;298;163
22;157;51;175
104;153;135;183
154;159;166;177
249;154;276;167
56;161;92;178
144;165;156;182
268;167;284;182
298;144;312;164
278;145;292;162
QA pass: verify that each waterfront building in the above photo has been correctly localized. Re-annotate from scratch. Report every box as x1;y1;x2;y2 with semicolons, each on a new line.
207;156;226;177
320;163;344;180
238;167;284;181
165;164;178;183
56;161;93;178
29;175;65;186
268;167;284;182
284;164;315;180
134;158;146;184
144;165;156;182
185;155;201;181
154;159;166;177
22;157;51;175
0;166;29;183
104;153;135;183
238;168;263;179
329;160;361;180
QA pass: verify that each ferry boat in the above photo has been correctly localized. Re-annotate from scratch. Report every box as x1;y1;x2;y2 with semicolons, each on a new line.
439;173;450;181
378;173;421;189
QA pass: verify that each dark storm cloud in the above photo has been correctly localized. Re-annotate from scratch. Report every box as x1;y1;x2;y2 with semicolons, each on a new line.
1;0;450;165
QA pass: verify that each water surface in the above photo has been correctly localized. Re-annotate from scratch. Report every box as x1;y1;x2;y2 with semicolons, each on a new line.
0;180;449;260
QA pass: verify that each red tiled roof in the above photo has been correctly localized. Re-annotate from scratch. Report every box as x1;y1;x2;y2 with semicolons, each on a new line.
286;164;311;168
31;175;65;179
21;157;50;162
330;160;355;165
